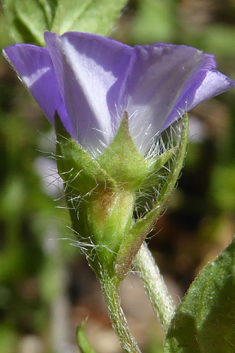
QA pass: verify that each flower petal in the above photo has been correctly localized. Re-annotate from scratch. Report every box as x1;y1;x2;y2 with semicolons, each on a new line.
118;44;232;155
3;44;73;136
162;62;235;132
44;31;132;154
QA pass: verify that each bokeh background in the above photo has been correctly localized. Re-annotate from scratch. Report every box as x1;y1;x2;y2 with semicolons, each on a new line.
1;0;235;352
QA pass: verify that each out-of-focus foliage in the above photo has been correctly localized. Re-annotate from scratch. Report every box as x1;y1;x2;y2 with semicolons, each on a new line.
0;6;77;353
1;0;235;352
128;0;177;44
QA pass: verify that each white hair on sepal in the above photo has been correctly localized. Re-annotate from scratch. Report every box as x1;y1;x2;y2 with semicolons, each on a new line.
112;96;138;135
61;184;119;257
146;111;185;161
111;102;125;131
134;122;152;154
88;98;131;157
133;115;186;220
59;231;97;257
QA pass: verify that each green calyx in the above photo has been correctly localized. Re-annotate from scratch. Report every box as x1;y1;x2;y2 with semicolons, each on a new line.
115;114;189;279
65;185;135;279
98;112;149;191
55;112;138;277
55;113;116;195
55;112;188;280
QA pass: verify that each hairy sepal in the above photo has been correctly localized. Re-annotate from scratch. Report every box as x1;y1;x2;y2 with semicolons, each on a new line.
115;114;189;279
98;112;150;192
55;113;136;277
65;185;134;279
55;113;117;196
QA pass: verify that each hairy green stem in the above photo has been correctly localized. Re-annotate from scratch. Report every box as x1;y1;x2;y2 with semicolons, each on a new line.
101;276;142;353
134;242;175;333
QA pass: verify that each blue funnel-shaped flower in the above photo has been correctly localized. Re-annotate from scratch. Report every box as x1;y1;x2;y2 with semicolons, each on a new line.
3;31;234;157
3;32;234;279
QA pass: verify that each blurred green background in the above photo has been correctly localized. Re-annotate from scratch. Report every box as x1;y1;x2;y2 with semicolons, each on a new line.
0;0;235;352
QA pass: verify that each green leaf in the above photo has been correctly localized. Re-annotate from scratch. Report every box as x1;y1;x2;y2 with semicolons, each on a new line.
3;0;52;45
76;319;97;353
3;0;128;45
51;0;92;34
4;0;37;44
15;0;48;45
51;0;128;36
164;236;235;353
39;0;58;27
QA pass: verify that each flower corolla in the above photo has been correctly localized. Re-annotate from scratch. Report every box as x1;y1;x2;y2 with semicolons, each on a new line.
3;31;235;157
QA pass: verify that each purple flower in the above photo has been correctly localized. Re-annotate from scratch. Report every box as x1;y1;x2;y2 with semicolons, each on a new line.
3;31;234;156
